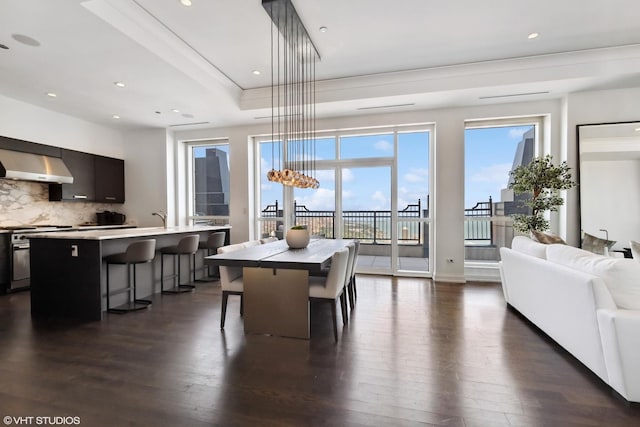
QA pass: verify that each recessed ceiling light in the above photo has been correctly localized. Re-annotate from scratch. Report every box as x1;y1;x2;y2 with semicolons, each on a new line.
319;26;328;33
180;0;192;6
252;70;261;75
112;115;120;119
46;92;57;98
527;32;539;40
171;109;180;113
114;81;125;88
11;34;40;47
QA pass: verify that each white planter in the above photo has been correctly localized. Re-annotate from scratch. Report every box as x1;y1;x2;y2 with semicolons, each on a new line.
286;228;310;249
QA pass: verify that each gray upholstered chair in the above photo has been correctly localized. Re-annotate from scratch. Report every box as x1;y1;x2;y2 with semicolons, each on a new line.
104;239;156;313
160;234;200;294
218;243;246;329
308;247;350;341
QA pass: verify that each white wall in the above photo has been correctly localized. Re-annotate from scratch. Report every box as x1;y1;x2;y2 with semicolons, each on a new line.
121;129;171;227
0;95;124;158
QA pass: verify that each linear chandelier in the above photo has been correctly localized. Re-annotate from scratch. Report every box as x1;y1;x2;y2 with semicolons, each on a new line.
262;0;320;189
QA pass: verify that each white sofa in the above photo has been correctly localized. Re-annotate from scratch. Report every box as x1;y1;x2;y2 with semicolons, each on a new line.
500;236;640;403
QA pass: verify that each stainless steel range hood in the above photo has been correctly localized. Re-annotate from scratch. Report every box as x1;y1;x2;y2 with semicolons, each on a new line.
0;148;74;184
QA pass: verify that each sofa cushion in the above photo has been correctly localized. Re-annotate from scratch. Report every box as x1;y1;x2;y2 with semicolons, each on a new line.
547;244;640;310
511;236;547;259
582;232;616;255
530;230;566;245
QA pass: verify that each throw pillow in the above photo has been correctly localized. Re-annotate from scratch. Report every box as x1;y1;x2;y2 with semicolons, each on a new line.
582;232;616;256
630;240;640;261
530;230;566;245
511;235;547;259
547;244;640;310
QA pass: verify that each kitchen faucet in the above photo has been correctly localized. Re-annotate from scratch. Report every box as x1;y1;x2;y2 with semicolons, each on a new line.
152;211;167;228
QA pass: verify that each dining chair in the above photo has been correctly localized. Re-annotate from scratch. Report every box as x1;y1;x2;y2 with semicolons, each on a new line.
308;247;350;342
343;242;356;312
218;243;246;329
350;239;360;305
260;236;278;244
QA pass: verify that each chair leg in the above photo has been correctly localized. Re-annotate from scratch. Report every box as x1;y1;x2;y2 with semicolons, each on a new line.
330;300;338;342
106;263;111;310
340;292;348;325
353;276;357;300
160;254;165;292
133;264;152;305
348;281;355;310
220;291;229;329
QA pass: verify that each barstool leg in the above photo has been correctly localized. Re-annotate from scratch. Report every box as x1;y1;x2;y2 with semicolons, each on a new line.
106;263;111;311
133;263;152;305
160;254;165;292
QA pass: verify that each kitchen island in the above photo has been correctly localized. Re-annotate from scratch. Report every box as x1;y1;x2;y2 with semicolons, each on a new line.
29;225;230;320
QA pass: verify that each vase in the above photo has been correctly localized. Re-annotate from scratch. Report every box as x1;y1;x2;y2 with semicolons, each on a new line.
286;228;310;249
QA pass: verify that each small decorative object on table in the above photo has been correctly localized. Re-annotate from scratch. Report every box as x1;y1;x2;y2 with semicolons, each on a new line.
286;225;310;249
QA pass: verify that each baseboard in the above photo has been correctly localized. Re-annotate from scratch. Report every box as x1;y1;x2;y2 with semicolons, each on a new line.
432;272;466;283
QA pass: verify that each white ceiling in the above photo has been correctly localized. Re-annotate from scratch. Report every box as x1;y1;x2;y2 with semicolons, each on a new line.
1;0;640;130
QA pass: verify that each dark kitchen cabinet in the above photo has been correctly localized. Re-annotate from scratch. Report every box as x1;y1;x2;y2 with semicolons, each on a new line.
49;151;124;204
94;155;125;203
58;149;95;201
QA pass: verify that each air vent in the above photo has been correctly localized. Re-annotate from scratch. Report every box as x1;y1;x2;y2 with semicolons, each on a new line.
479;91;549;100
168;122;210;127
357;103;415;111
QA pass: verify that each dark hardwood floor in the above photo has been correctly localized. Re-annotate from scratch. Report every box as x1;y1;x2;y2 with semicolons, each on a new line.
1;276;639;426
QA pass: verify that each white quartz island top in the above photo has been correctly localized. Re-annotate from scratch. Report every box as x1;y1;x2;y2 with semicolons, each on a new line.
26;225;230;240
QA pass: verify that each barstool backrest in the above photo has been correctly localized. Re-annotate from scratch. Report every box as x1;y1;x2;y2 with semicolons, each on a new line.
125;239;156;264
206;232;226;249
178;235;200;253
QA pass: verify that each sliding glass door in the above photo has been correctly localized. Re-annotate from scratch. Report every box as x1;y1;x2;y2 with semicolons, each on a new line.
255;125;433;276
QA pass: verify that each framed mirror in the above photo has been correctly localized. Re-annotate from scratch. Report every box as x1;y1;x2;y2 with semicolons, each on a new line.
577;121;640;255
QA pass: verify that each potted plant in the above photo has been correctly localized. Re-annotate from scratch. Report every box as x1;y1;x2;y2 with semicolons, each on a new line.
508;154;575;233
285;225;310;249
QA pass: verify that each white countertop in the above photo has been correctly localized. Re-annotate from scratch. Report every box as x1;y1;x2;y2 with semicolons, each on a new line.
26;225;230;240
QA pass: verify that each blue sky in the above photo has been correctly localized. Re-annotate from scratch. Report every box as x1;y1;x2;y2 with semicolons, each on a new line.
464;125;533;208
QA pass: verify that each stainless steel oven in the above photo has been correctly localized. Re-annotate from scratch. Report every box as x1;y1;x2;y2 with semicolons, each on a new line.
10;233;31;291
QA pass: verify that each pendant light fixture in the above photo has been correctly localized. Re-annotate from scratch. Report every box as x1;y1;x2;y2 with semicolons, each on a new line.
262;0;320;189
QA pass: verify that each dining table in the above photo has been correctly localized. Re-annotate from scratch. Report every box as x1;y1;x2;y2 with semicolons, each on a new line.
204;238;353;339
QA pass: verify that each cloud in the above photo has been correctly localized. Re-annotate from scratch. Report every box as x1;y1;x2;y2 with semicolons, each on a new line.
470;163;512;185
508;127;530;140
296;188;335;210
342;168;355;182
374;140;393;152
403;167;428;183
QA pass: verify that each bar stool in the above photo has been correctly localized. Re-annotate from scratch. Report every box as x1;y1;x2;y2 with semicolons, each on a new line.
160;234;200;294
195;231;226;281
104;239;156;313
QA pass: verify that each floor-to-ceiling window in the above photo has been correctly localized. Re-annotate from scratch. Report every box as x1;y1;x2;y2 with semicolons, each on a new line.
464;118;541;264
185;140;230;225
255;125;432;275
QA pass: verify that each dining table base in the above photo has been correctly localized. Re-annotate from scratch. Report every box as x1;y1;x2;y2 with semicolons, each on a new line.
243;267;310;339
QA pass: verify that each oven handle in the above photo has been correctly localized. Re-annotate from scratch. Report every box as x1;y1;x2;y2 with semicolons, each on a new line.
12;244;30;250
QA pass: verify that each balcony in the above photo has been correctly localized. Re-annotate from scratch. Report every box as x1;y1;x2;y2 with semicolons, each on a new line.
260;198;513;270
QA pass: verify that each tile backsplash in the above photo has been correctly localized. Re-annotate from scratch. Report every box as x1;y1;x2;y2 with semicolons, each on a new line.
0;179;123;226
